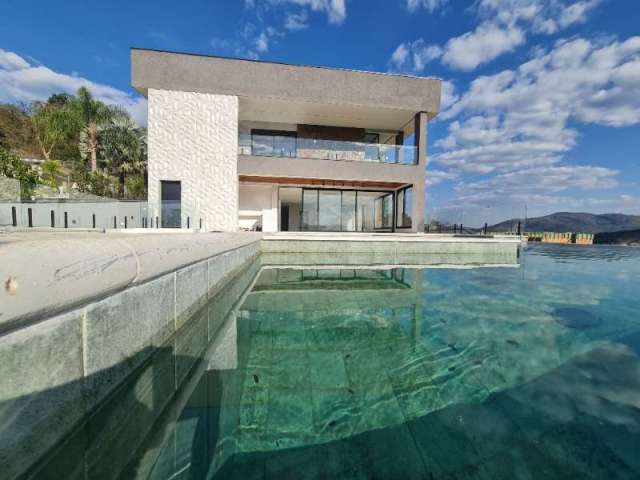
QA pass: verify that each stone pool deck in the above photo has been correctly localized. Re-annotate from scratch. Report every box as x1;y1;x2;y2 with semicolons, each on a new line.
0;229;520;479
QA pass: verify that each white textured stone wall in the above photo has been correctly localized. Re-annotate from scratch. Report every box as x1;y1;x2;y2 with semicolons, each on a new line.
148;89;239;231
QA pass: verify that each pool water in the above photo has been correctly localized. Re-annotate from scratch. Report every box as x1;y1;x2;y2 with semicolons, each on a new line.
36;244;640;479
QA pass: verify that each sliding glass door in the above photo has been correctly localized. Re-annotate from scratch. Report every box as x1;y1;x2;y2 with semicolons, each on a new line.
295;188;394;232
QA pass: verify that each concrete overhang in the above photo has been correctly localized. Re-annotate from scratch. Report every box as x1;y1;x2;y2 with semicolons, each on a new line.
131;48;441;129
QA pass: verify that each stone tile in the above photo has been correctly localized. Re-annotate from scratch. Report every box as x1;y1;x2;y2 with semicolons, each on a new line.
176;260;208;330
246;330;273;368
84;274;175;408
311;387;360;438
267;386;314;438
239;386;269;429
353;378;405;431
270;350;309;389
175;307;209;385
207;251;232;296
309;352;348;389
272;328;307;351
85;344;175;479
0;310;84;480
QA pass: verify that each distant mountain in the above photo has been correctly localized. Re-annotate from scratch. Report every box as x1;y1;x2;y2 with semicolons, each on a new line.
489;212;640;234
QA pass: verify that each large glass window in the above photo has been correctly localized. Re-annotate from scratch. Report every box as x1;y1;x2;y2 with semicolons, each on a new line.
251;130;297;157
374;193;393;230
301;189;318;231
318;190;342;232
287;188;395;232
396;186;413;228
341;191;356;231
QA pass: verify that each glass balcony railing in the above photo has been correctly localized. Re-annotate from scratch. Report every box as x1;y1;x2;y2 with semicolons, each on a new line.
238;133;418;165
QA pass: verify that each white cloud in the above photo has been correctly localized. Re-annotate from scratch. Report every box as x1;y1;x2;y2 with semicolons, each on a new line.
428;35;640;224
395;0;603;72
457;166;619;197
250;0;346;24
0;50;30;71
406;0;448;13
426;169;458;186
0;49;147;126
440;80;459;111
235;0;345;60
558;0;601;29
284;11;309;30
389;40;442;73
442;23;525;71
256;31;270;52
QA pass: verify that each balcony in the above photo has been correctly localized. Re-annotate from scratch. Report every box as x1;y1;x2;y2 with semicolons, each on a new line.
238;133;418;165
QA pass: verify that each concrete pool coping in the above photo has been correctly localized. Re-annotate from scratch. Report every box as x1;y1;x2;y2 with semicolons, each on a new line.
0;230;521;332
263;231;522;243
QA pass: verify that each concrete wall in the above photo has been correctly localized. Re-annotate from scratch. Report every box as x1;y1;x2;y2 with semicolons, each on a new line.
147;88;239;232
238;183;278;232
0;201;147;228
0;232;261;479
132;49;441;116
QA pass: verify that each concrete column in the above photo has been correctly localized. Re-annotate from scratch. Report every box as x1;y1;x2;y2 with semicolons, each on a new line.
412;112;427;233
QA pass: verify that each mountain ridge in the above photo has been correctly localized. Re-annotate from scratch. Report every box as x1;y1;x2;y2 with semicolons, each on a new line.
489;212;640;234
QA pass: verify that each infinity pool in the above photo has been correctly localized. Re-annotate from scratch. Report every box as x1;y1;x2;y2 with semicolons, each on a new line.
33;244;640;479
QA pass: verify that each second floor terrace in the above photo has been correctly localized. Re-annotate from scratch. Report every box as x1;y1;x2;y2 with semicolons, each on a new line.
238;122;419;165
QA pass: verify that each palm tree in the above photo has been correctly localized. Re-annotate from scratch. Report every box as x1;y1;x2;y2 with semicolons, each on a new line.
74;87;125;172
99;116;147;197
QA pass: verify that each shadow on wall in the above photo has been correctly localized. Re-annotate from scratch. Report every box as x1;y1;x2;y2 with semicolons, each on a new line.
1;253;260;480
6;310;238;480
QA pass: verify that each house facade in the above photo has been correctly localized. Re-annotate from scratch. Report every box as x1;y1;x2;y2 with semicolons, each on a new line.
131;49;441;233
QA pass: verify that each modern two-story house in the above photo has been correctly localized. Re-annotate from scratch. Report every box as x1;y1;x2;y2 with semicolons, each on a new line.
131;49;441;233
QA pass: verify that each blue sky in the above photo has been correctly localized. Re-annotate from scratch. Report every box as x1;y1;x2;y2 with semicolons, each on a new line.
1;0;639;224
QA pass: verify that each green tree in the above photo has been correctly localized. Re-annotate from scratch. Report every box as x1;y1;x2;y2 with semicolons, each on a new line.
99;116;147;197
74;87;125;172
31;100;78;161
0;147;40;198
41;159;62;188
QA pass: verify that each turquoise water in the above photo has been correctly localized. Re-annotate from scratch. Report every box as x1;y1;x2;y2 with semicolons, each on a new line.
33;244;640;479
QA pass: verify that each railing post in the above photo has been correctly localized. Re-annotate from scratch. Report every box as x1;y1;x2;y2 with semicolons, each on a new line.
156;216;159;228
113;216;117;228
27;208;33;227
64;212;68;228
92;214;96;229
187;216;190;229
11;206;17;227
50;210;55;228
199;218;202;230
124;216;127;229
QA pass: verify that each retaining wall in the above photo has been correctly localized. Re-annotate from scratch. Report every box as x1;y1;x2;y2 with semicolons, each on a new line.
0;200;148;229
0;232;261;479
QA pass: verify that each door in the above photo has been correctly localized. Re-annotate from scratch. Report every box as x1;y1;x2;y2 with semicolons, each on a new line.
161;181;181;228
281;205;290;231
